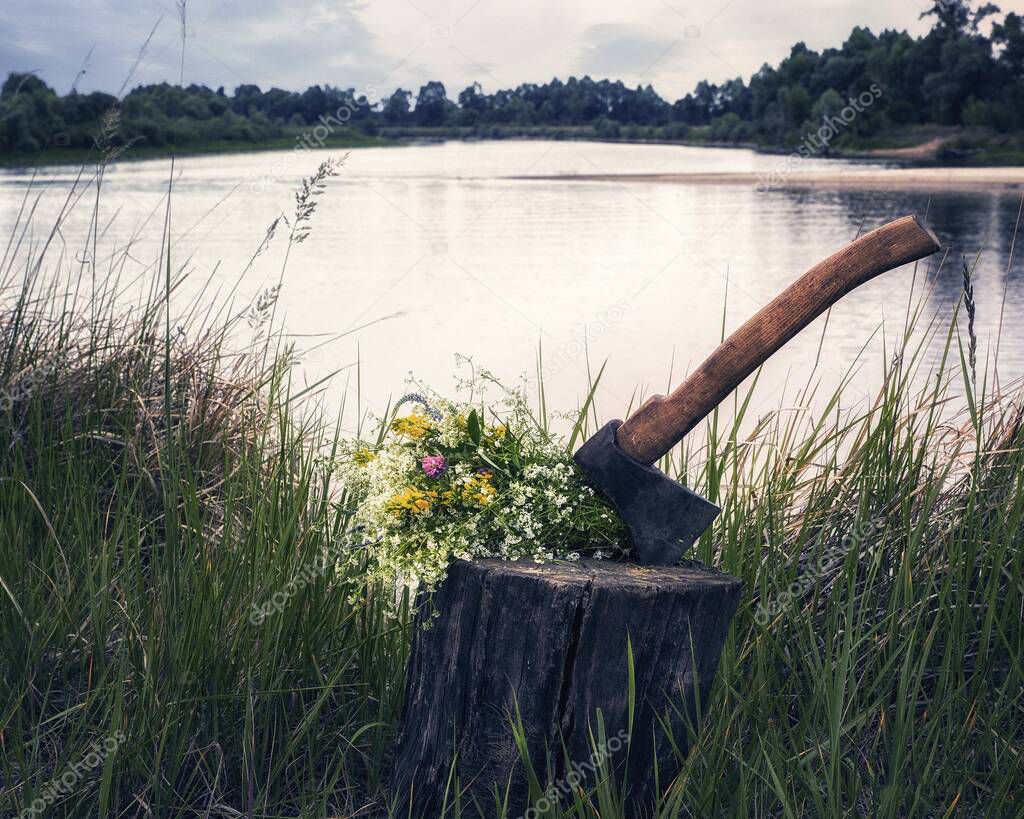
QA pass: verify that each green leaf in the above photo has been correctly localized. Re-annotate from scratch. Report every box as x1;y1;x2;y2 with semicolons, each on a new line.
467;408;482;446
567;359;607;451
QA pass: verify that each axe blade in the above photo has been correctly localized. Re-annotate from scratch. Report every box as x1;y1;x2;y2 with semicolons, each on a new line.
574;420;720;566
574;217;940;565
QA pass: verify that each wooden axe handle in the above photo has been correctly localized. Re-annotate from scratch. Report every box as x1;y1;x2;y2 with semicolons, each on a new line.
616;215;941;464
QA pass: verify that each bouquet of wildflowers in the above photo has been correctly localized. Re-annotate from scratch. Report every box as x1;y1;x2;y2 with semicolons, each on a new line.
337;385;627;597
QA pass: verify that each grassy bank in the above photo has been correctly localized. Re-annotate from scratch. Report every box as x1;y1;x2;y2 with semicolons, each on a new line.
0;131;393;169
1;124;704;169
377;123;1024;167
6;121;1024;170
0;163;1021;818
836;125;1024;166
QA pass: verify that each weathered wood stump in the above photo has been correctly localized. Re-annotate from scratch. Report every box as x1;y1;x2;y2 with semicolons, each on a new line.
391;558;741;816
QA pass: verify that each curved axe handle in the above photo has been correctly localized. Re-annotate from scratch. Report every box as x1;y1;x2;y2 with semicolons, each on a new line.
616;214;941;464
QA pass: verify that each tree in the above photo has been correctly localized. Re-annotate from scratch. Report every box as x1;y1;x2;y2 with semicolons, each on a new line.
921;0;1000;38
0;73;64;152
299;85;329;123
414;81;451;127
993;12;1024;76
781;84;811;128
3;0;1023;158
383;88;412;125
923;28;997;123
457;82;488;125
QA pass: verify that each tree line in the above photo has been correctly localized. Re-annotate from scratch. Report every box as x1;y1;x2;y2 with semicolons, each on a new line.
2;0;1022;158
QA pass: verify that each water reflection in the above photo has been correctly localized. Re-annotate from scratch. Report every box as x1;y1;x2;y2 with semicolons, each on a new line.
1;142;1021;427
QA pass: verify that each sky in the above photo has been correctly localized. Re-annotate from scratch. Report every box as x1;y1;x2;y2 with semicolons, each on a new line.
2;0;1023;102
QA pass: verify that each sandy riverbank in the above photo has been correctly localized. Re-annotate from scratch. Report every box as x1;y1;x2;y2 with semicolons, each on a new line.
514;166;1024;192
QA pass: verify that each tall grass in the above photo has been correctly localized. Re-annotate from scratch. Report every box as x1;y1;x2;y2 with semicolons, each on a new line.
0;166;1021;818
0;165;409;817
659;286;1023;817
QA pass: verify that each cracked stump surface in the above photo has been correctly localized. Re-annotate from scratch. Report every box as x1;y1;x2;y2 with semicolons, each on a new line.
391;559;742;817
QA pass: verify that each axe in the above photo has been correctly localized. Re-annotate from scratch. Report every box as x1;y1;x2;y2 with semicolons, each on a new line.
574;215;941;565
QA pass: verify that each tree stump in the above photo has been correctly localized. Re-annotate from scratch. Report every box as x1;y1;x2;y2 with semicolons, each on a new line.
391;558;741;816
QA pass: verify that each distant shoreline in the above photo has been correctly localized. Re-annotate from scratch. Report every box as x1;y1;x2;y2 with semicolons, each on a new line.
0;134;394;170
0;132;802;171
4;128;1023;172
511;166;1024;192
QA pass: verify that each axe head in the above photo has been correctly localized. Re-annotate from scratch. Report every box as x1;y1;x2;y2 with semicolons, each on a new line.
574;420;720;566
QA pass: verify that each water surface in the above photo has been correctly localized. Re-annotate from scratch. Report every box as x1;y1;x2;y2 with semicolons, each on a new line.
2;141;1020;430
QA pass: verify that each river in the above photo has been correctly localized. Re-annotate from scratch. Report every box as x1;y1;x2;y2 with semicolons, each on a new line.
2;140;1021;431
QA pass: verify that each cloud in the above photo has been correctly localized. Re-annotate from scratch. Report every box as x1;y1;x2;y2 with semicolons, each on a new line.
0;0;392;95
194;0;386;89
0;0;942;100
575;23;688;82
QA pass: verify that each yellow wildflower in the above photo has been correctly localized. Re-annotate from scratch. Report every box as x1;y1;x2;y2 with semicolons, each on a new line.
461;471;497;506
391;412;432;439
386;486;438;516
352;447;376;465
